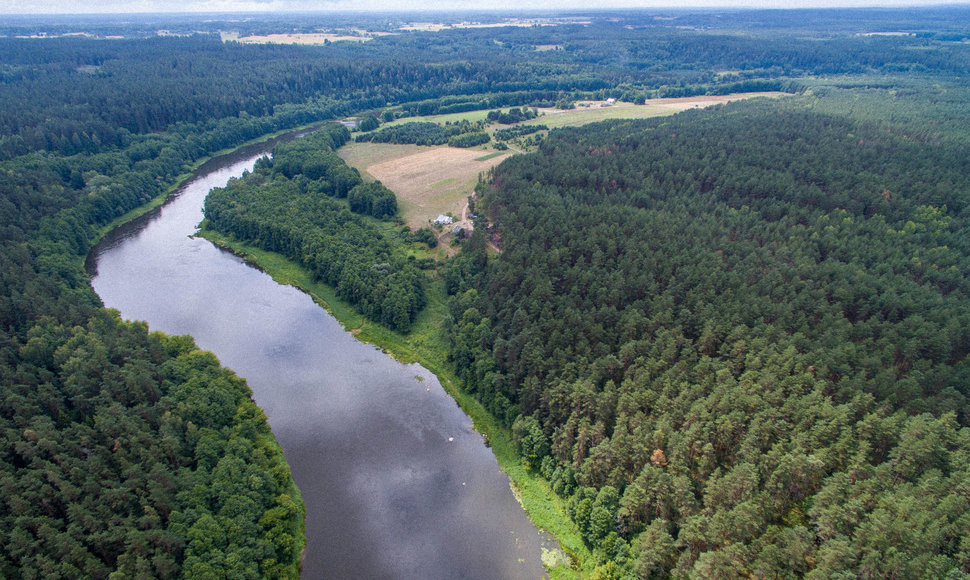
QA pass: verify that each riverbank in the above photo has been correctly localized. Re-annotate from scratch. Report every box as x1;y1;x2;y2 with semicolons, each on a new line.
196;227;591;579
92;121;328;246
83;130;325;579
87;123;556;577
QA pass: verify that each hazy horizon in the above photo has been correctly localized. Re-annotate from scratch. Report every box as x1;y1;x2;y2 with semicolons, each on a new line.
4;0;969;16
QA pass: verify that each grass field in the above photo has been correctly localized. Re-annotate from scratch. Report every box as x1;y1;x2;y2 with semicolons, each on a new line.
376;91;783;130
528;92;784;128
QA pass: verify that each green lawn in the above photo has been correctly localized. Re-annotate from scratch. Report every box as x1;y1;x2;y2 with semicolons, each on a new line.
525;102;675;129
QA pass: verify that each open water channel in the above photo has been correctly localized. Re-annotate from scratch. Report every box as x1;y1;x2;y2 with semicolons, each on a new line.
86;136;551;579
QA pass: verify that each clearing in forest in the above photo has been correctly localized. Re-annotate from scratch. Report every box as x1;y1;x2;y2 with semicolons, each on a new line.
398;17;590;32
220;31;390;44
338;143;510;232
528;92;785;128
373;91;784;131
338;92;785;232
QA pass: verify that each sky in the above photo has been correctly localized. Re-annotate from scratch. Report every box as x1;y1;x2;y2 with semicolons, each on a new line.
2;0;967;14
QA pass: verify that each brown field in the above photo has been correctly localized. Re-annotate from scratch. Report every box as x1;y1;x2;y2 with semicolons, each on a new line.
339;143;510;232
221;32;375;45
399;17;590;32
530;92;785;128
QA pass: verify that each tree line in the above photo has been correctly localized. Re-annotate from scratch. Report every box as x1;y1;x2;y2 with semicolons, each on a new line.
355;120;482;146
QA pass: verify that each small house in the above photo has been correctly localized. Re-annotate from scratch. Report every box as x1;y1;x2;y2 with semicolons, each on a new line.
434;214;454;225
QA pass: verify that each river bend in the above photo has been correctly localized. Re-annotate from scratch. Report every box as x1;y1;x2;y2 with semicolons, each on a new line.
87;139;550;579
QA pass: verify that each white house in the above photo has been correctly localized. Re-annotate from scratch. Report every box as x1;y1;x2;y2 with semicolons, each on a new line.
433;214;454;225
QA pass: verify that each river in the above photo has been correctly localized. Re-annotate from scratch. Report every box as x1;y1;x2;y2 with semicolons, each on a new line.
87;136;551;579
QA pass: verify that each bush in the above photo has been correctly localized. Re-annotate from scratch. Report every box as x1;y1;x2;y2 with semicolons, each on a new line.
414;227;438;248
358;116;380;132
348;181;398;219
447;131;490;148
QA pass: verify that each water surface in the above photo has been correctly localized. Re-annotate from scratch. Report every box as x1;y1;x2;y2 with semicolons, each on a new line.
88;139;551;579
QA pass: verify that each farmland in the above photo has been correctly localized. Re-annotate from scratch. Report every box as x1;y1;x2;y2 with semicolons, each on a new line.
338;142;509;234
373;92;785;131
220;31;390;44
339;91;787;234
530;92;785;128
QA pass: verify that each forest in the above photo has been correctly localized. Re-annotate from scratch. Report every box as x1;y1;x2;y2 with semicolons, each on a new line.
0;66;319;580
2;7;970;579
355;121;484;146
5;5;970;161
446;97;970;577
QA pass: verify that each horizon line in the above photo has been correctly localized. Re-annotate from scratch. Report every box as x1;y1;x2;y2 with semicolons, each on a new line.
3;3;970;16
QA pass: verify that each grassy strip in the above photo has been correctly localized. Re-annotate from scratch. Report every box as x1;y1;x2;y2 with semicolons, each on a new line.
196;227;592;578
86;124;329;578
474;151;507;161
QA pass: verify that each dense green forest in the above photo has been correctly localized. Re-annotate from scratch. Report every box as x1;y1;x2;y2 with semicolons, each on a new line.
3;7;970;578
355;120;484;146
5;6;970;160
446;98;970;577
0;76;319;580
2;315;305;578
204;127;426;332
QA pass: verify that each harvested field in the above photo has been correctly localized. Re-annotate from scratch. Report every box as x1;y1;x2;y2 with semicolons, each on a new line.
337;143;429;181
221;32;375;44
339;143;510;231
528;92;785;128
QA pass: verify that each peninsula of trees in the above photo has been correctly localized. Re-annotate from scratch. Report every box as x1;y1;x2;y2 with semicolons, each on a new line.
204;127;425;332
